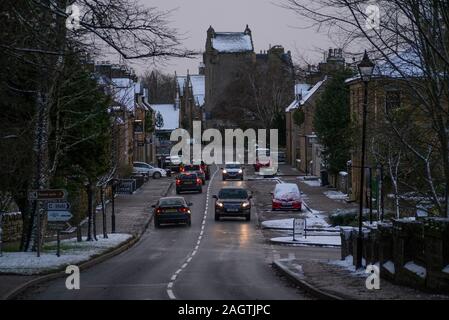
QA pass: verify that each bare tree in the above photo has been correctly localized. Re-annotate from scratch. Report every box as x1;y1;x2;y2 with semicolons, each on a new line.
283;0;449;217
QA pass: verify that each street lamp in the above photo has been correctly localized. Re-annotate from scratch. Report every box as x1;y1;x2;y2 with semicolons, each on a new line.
356;50;375;269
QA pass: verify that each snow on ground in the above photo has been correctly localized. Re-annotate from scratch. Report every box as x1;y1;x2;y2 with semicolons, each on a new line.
323;190;349;201
0;234;132;275
298;178;321;187
328;255;374;277
270;235;341;247
404;261;427;278
383;260;395;274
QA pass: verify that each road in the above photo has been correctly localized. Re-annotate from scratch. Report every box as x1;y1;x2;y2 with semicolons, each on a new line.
21;165;315;300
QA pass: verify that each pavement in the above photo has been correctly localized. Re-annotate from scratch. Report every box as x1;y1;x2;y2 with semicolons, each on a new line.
273;258;449;300
0;176;173;300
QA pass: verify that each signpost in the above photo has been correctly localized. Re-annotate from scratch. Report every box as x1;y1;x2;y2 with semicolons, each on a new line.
28;189;68;257
293;218;307;242
46;199;72;257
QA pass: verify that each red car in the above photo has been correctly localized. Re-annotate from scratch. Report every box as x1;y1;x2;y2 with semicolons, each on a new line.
271;183;302;211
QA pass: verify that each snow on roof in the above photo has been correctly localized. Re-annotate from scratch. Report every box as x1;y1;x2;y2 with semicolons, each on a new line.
111;78;135;112
189;75;205;107
151;104;179;131
285;80;326;112
346;50;424;84
176;76;187;96
212;32;253;53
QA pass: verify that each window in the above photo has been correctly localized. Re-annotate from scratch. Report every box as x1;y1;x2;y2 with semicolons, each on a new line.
385;89;401;111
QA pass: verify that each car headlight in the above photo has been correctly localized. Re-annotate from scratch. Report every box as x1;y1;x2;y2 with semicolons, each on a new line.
216;201;224;208
238;169;243;174
241;201;250;208
223;170;227;174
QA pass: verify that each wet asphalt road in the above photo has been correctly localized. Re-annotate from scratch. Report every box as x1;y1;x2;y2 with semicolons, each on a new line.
20;165;310;300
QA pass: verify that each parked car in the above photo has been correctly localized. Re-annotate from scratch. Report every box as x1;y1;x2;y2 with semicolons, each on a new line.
152;196;192;228
133;162;167;179
176;173;203;194
271;183;302;211
180;164;206;184
222;162;243;181
213;187;252;221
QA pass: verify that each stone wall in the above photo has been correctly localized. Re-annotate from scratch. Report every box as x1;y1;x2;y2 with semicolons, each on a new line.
1;212;23;242
340;217;449;293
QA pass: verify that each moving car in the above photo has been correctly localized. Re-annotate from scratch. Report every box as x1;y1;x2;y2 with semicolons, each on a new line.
163;155;182;173
152;197;192;228
222;162;243;181
180;164;206;184
200;161;210;180
254;148;271;172
213;187;252;221
133;162;167;179
271;183;302;211
176;173;203;194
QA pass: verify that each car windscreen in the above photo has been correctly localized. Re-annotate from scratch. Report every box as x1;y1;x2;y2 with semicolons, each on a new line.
225;164;240;169
159;198;185;207
184;165;201;171
218;189;248;199
179;174;197;180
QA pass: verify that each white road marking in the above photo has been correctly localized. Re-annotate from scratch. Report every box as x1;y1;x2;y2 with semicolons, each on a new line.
166;166;219;300
167;289;176;300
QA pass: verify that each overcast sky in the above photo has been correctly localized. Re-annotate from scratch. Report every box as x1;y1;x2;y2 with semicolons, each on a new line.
130;0;333;76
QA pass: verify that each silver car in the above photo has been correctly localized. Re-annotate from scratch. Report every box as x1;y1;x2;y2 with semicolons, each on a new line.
133;162;167;179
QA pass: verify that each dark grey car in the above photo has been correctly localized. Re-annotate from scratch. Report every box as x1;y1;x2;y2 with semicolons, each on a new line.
213;187;252;221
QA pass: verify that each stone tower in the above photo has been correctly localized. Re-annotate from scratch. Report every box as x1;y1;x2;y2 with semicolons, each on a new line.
203;25;256;128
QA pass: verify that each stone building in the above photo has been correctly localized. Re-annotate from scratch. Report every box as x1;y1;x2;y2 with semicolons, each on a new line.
176;67;205;134
285;49;346;177
203;25;293;129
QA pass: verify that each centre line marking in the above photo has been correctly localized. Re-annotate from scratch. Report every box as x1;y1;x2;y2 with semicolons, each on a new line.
166;166;219;300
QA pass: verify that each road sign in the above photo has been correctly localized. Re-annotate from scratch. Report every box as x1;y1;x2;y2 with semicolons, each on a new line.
293;218;306;241
47;202;71;211
47;210;72;222
48;222;68;231
29;189;67;201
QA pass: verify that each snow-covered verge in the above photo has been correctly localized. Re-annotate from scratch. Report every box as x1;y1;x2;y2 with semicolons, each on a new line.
324;190;349;201
262;205;335;231
301;179;322;187
270;235;341;247
0;234;132;275
328;255;373;277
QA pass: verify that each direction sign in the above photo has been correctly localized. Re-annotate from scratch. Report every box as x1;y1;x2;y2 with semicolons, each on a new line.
47;210;72;222
47;202;71;211
29;189;67;201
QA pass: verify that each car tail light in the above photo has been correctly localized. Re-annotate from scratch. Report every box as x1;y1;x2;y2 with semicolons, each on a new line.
156;208;162;214
179;207;190;213
196;178;202;185
176;179;181;185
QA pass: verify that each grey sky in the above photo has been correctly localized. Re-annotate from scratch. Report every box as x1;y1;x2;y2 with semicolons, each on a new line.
131;0;332;76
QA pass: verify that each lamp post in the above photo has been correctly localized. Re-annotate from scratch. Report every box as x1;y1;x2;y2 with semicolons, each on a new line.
356;50;375;269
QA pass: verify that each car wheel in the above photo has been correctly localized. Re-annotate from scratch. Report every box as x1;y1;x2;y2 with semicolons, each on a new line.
202;179;206;185
187;218;192;226
153;172;162;179
176;189;181;195
222;177;226;181
215;213;220;221
198;188;203;194
246;214;251;221
154;219;160;228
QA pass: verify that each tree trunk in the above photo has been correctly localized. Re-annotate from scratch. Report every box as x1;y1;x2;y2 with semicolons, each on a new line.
86;183;93;241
